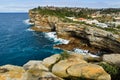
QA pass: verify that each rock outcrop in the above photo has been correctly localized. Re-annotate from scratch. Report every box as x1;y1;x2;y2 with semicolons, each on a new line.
103;54;120;67
67;63;111;80
51;54;110;80
0;65;25;80
0;53;111;80
23;60;62;80
29;10;120;53
29;10;61;32
56;23;120;53
42;54;61;69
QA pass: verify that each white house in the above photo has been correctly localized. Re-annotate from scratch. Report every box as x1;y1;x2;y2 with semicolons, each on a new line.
66;17;75;20
86;19;99;24
97;23;108;28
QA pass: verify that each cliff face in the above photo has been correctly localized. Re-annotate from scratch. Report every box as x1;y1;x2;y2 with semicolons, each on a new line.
29;10;120;53
29;10;62;32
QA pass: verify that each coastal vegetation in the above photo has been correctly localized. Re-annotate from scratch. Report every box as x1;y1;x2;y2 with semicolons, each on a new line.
60;51;70;60
99;8;120;14
99;62;120;80
31;6;93;18
31;6;120;35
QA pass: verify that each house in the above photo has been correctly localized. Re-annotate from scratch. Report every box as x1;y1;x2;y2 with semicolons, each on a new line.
114;17;120;22
86;19;99;24
91;15;97;18
97;23;108;28
109;22;120;27
66;17;75;20
73;18;79;21
91;13;102;18
78;18;87;22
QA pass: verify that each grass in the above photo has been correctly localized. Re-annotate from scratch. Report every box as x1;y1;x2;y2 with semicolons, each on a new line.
60;51;70;60
99;62;120;80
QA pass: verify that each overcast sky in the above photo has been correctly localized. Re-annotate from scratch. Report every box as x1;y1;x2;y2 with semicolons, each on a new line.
0;0;120;12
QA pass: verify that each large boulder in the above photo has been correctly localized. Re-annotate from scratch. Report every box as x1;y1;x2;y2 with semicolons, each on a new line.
23;60;48;71
42;54;61;69
0;65;25;80
103;54;120;67
24;68;63;80
52;59;87;77
67;63;111;80
68;53;84;60
23;60;63;80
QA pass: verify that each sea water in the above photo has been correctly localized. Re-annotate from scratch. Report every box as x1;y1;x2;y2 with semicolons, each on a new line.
0;13;63;66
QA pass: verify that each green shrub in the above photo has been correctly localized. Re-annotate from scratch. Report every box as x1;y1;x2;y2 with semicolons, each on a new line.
60;51;70;60
99;62;120;80
99;62;119;75
116;25;120;29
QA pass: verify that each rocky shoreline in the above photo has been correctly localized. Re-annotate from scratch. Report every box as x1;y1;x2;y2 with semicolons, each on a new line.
29;10;120;54
0;53;111;80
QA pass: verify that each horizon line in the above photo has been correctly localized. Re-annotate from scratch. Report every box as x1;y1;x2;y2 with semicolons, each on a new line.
0;6;120;13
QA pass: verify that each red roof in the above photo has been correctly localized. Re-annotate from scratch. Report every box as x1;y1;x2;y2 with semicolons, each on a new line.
78;18;86;20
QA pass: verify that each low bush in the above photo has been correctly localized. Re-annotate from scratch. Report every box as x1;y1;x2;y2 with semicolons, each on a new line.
60;51;70;60
99;62;120;80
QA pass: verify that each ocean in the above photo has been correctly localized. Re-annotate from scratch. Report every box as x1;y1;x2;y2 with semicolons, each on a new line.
0;13;63;66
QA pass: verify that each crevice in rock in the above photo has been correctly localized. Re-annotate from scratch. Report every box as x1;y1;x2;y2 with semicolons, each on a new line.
48;22;56;31
0;68;9;73
49;56;62;72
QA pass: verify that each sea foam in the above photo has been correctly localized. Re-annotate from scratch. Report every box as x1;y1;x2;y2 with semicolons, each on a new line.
23;19;34;25
44;32;69;45
74;48;99;57
26;28;35;31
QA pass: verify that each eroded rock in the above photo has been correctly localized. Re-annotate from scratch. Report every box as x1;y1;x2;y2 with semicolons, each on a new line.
43;54;61;69
23;60;48;71
0;65;25;80
52;59;87;77
67;63;111;80
103;54;120;67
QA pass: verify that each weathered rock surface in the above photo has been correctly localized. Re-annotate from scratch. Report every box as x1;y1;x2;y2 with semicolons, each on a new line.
56;23;120;53
29;10;61;32
24;66;62;80
51;54;110;80
52;59;87;77
23;60;48;71
67;63;111;80
42;54;61;69
103;54;120;67
23;60;63;80
0;54;111;80
0;65;25;80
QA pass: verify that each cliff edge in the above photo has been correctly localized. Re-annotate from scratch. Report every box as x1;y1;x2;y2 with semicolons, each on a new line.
29;8;120;53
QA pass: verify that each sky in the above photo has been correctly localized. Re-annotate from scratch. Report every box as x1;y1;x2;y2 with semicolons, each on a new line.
0;0;120;12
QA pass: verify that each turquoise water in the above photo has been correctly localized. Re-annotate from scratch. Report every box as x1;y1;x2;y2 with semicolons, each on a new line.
0;13;62;66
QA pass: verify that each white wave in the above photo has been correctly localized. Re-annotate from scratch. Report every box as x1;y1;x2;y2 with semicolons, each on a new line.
23;19;34;25
74;48;99;58
26;28;35;31
44;32;69;45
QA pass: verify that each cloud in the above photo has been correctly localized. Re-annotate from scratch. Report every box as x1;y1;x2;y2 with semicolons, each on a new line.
0;0;120;12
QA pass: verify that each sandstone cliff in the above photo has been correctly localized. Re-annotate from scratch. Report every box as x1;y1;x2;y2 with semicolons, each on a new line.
29;10;120;53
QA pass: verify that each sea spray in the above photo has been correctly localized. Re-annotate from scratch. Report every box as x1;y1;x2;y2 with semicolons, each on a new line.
26;28;35;31
44;32;69;45
74;48;99;58
23;19;34;25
